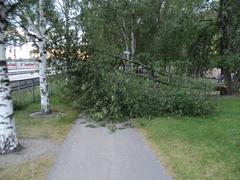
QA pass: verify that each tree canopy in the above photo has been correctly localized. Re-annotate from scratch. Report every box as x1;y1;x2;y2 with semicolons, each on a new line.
3;0;240;122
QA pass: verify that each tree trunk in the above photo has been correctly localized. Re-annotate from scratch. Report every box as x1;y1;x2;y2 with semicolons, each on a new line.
223;69;232;95
219;0;233;95
0;29;19;154
131;31;135;60
232;81;240;94
122;20;129;58
39;0;50;114
39;40;50;113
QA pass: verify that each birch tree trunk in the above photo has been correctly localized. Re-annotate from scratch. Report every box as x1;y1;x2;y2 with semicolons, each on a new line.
39;0;50;113
131;31;135;60
122;20;129;58
0;7;19;153
39;40;50;113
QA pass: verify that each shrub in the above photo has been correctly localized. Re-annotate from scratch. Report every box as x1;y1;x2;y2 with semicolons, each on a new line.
63;63;213;122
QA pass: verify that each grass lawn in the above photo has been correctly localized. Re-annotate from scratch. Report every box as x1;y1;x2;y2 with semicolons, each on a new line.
0;95;78;180
15;96;78;142
135;97;240;180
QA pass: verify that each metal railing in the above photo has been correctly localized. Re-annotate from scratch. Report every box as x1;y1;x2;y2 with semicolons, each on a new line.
9;71;56;108
10;77;40;103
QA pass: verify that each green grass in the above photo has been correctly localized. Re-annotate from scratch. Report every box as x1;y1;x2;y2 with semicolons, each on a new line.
135;97;240;180
0;154;53;180
15;95;78;142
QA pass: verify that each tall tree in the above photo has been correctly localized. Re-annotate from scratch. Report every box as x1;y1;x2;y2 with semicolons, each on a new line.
218;0;240;94
50;0;81;76
19;0;51;113
38;0;50;113
0;0;19;154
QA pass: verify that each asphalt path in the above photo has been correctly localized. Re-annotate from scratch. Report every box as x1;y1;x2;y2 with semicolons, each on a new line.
47;118;171;180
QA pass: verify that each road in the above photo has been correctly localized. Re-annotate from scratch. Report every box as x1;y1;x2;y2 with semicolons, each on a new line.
47;119;172;180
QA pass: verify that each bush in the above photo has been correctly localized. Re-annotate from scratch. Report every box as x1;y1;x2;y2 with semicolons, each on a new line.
63;63;213;122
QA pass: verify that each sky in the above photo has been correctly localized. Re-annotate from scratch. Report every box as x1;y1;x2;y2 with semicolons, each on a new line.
6;43;32;59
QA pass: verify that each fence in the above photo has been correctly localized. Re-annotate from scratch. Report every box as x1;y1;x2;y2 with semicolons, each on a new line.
10;74;56;110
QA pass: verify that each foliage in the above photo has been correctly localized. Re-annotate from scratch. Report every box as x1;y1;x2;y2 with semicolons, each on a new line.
45;0;214;122
62;52;213;122
6;0;240;111
79;0;218;72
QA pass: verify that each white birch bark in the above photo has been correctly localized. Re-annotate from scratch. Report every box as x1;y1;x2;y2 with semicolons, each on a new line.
131;31;135;60
0;2;19;154
38;0;50;113
22;0;50;113
121;20;129;56
39;39;50;113
121;20;130;71
20;0;50;113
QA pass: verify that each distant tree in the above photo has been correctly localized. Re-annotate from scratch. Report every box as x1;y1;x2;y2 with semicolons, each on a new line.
48;0;81;76
80;0;214;69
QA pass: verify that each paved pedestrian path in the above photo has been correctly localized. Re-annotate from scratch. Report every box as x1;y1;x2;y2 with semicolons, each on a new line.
47;118;171;180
